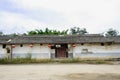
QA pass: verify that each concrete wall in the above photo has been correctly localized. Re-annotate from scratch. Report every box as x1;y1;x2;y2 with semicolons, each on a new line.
0;44;11;58
50;48;55;58
72;43;120;58
0;44;54;59
12;44;51;59
1;43;120;59
68;44;73;58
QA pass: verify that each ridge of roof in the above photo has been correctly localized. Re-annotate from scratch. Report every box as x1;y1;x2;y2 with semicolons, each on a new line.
14;34;104;37
0;34;120;44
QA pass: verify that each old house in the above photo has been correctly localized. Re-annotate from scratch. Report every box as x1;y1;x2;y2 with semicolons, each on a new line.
0;34;120;59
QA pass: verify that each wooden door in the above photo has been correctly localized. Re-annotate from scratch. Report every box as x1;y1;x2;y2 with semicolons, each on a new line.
56;48;67;58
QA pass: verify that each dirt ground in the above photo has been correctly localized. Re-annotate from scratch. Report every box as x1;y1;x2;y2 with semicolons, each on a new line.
0;64;120;80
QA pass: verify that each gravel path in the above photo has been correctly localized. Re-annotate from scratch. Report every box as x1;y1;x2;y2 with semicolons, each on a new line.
0;64;120;80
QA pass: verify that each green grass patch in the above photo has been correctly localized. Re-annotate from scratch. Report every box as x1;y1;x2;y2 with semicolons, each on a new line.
0;58;114;64
0;58;54;64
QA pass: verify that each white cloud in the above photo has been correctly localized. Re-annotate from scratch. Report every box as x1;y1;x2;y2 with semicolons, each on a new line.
0;11;46;34
0;0;120;34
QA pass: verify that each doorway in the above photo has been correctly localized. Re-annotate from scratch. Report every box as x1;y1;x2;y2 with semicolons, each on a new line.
55;44;68;58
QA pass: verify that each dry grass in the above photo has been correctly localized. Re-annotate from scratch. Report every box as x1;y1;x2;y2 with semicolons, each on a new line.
0;58;117;64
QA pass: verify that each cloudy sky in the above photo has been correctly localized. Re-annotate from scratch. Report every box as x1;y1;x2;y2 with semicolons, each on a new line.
0;0;120;34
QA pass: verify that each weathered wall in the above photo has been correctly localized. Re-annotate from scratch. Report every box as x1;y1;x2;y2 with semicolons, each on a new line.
1;43;120;59
72;43;120;58
0;44;11;58
12;44;51;59
50;48;55;58
68;44;74;58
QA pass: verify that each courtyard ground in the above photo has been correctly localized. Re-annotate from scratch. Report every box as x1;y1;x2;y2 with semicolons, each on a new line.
0;64;120;80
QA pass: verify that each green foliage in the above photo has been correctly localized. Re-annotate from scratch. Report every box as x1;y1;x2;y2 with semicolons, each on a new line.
70;27;88;34
27;30;37;35
7;33;18;36
105;28;119;37
1;27;119;36
0;31;3;35
0;58;53;64
27;28;68;35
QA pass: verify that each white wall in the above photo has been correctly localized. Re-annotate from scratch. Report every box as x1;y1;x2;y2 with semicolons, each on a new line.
12;44;51;59
0;44;11;58
68;44;73;53
13;44;50;53
0;45;6;54
73;43;120;53
72;43;120;58
0;45;11;54
1;43;120;59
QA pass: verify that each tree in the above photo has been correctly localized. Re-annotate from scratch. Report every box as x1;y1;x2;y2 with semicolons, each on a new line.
61;30;69;35
105;28;119;37
27;28;68;35
28;30;37;35
8;33;18;36
0;31;3;35
70;27;87;35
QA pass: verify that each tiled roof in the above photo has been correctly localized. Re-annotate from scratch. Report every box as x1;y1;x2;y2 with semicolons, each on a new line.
108;36;120;43
0;36;14;44
0;34;120;44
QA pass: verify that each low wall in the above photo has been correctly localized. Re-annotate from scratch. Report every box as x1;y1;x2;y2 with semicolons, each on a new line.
74;52;120;58
1;53;120;59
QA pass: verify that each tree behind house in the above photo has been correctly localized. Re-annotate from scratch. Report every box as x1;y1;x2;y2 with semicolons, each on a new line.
70;27;88;35
27;28;68;35
105;28;119;37
0;31;3;36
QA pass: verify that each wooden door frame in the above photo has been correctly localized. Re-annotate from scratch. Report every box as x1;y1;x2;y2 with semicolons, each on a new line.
55;44;68;58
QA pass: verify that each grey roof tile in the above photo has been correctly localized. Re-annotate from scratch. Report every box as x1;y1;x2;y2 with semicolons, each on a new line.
0;34;120;44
